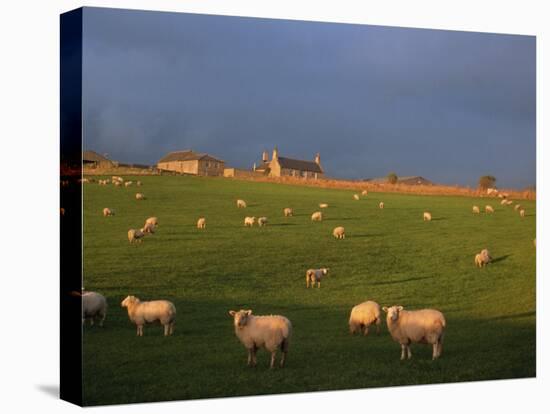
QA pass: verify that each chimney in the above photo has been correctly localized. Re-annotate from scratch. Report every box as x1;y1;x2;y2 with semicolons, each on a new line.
262;150;268;162
315;152;321;165
272;146;279;160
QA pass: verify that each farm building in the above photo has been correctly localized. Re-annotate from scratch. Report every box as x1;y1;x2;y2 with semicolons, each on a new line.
82;150;115;169
365;175;433;185
254;147;324;179
157;150;225;176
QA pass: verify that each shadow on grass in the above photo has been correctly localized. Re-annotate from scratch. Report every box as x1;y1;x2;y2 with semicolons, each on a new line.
270;223;297;227
351;233;386;238
430;217;447;221
492;254;512;263
487;311;535;321
369;276;433;286
325;217;361;221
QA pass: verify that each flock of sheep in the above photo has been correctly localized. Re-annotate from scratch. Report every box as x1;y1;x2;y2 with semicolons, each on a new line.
77;176;533;367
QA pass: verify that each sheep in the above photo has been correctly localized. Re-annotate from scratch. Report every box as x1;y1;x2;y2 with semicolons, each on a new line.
319;203;328;209
353;194;360;200
472;205;480;214
228;309;292;368
258;217;268;227
306;268;329;288
237;199;247;208
382;305;446;360
125;181;133;187
145;217;158;227
485;205;494;213
475;248;492;267
142;222;156;234
283;208;293;217
379;202;384;209
135;193;145;200
197;217;206;229
72;291;108;327
514;204;522;211
332;226;345;239
136;180;142;186
244;216;256;227
423;211;432;221
114;181;122;187
519;209;526;217
361;190;368;196
500;199;508;205
505;200;514;206
311;211;323;222
121;295;176;336
103;207;115;217
128;228;145;243
349;301;381;336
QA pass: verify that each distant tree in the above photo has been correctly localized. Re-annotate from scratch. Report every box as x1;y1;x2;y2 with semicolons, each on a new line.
478;175;496;190
387;172;398;185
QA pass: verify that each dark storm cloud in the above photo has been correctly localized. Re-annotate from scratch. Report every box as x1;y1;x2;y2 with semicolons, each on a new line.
82;7;535;188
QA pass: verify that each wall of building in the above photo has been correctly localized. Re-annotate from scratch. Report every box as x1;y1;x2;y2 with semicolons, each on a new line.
197;160;225;176
157;160;199;174
224;168;264;178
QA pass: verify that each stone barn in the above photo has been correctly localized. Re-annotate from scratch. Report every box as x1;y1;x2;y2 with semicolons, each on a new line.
254;147;324;179
82;150;114;169
157;150;225;176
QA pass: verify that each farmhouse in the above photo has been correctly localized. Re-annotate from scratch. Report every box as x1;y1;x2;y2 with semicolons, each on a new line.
254;147;324;179
83;150;115;169
157;150;225;176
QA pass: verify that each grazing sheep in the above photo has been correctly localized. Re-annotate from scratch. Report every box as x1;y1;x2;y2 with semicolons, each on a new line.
258;217;268;227
128;228;145;243
505;200;514;206
349;301;381;336
500;199;508;205
283;208;293;217
136;180;142;186
423;212;432;221
237;199;247;208
361;190;368;196
228;309;292;368
519;209;526;217
125;181;133;187
244;216;256;227
145;217;158;227
79;178;89;184
472;205;480;214
142;222;156;234
135;193;145;200
332;226;345;239
382;305;446;360
485;205;494;213
319;203;328;209
311;211;323;222
197;217;206;229
72;291;108;327
121;296;176;336
475;248;492;267
379;202;384;209
103;207;115;217
306;268;329;288
114;181;122;187
353;194;360;200
514;204;522;211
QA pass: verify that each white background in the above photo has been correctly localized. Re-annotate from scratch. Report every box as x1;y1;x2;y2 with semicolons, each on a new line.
0;0;547;412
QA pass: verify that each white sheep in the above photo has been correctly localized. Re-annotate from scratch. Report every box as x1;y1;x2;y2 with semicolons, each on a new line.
197;217;206;229
332;226;345;239
135;193;145;200
121;296;176;336
423;211;432;221
103;207;115;217
472;205;480;214
382;305;446;360
311;211;323;222
349;301;381;336
128;228;145;243
475;248;492;267
136;180;142;186
114;181;122;187
142;222;156;234
500;199;508;205
379;202;384;209
72;291;108;327
145;217;158;227
319;203;328;209
283;208;293;217
244;216;256;227
125;181;133;187
519;209;525;217
306;268;329;288
361;190;368;196
228;309;292;368
258;217;268;227
237;199;247;208
485;205;494;213
353;194;360;200
505;200;513;206
514;204;522;211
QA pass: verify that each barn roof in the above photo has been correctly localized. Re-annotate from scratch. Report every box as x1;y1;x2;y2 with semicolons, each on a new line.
82;150;112;163
277;157;323;173
158;150;224;163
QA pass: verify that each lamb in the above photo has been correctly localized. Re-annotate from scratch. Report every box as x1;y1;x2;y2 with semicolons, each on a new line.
475;248;492;267
258;217;268;227
283;208;293;217
361;190;368;196
197;217;206;229
379;202;384;209
319;203;328;209
244;216;256;227
332;226;345;239
135;193;145;200
237;199;247;208
128;228;145;243
519;209;526;217
125;181;133;187
142;222;156;234
306;268;329;288
121;296;176;336
423;211;432;221
349;301;381;336
353;194;360;200
228;309;292;368
103;207;115;217
485;205;494;213
382;305;446;360
311;211;323;222
472;205;480;214
72;291;108;327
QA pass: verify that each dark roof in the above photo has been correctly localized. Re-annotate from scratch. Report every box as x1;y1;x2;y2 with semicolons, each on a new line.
277;157;323;173
158;150;224;163
83;150;112;163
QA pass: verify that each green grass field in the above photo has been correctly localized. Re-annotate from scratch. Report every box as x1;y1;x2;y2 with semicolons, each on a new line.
82;176;536;406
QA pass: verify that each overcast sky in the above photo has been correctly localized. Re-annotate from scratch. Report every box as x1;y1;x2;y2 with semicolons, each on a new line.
82;7;535;188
